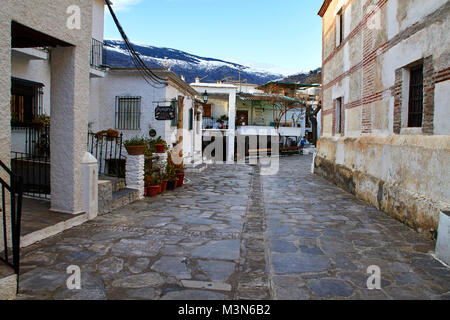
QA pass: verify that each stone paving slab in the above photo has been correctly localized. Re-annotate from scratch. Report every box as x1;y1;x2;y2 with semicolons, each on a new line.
15;155;450;300
262;155;450;300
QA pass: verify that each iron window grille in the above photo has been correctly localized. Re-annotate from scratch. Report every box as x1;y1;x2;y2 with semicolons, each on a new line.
408;64;424;128
115;96;141;130
10;78;44;125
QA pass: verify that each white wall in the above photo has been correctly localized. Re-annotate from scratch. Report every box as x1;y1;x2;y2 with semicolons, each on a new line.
92;0;105;41
434;80;450;135
90;71;166;141
90;70;200;163
11;54;51;115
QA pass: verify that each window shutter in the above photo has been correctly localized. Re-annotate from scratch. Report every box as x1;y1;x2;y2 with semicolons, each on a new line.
188;108;193;130
170;99;178;127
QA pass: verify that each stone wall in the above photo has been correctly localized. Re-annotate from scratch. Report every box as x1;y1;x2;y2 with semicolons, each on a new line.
315;135;450;239
125;155;145;199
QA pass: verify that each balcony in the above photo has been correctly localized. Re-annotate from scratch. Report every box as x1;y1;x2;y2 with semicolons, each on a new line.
90;38;105;78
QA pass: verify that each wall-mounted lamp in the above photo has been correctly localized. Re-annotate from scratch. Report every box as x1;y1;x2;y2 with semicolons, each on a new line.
203;90;208;104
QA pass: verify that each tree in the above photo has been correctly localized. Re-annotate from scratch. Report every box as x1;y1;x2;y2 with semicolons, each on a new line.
303;99;321;146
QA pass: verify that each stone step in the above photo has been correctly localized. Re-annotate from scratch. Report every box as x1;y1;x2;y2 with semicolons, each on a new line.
185;163;207;173
99;176;126;193
0;261;16;300
111;188;140;212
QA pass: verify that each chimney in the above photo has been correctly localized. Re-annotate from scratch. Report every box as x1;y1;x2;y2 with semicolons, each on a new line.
181;75;185;81
195;77;200;83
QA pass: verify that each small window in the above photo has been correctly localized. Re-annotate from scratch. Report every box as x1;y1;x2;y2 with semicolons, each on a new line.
335;97;343;134
115;96;141;130
10;78;44;124
336;10;343;47
408;64;423;127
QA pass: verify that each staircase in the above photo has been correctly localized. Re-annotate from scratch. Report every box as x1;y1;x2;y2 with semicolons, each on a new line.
98;176;140;215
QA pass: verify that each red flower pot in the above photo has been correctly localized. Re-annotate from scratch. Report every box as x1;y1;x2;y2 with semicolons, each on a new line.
176;172;185;187
155;144;165;153
147;185;160;197
160;179;168;193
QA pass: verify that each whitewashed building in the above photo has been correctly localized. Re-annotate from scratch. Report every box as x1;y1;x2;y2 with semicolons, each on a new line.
1;0;109;299
191;81;308;162
89;68;203;167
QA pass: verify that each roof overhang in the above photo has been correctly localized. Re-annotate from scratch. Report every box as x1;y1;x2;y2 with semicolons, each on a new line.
11;21;72;48
318;0;332;17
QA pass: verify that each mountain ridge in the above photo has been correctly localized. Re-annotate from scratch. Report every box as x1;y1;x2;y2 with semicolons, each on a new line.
103;40;321;86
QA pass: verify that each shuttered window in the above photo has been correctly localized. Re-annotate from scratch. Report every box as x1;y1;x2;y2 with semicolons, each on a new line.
188;108;193;130
115;96;141;130
170;99;178;127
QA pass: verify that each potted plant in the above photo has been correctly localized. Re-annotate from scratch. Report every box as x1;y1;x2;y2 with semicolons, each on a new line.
175;164;185;188
154;136;167;154
124;136;147;155
146;173;161;197
165;160;178;191
160;171;169;193
32;114;50;129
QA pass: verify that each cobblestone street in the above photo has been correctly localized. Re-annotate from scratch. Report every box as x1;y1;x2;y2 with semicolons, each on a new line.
17;155;450;300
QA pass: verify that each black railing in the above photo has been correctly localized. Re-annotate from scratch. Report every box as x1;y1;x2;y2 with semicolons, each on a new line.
11;123;50;157
90;38;104;70
11;123;50;199
87;132;125;178
0;158;23;283
11;152;50;199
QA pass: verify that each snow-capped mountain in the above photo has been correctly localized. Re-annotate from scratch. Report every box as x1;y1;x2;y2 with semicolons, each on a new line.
103;40;283;85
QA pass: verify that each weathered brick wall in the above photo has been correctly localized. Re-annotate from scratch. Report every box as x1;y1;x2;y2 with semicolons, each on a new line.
422;56;435;134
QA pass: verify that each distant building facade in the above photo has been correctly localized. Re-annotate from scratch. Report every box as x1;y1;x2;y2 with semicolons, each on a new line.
316;0;450;238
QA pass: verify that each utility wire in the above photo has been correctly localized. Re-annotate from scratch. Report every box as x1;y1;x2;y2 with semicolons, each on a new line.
105;2;167;88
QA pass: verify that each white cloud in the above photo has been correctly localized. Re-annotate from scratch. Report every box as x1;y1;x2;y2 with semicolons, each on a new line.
112;0;142;11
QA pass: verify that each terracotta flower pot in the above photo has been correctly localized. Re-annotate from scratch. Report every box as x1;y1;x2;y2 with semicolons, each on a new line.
166;180;177;191
160;179;168;193
125;145;146;155
155;144;165;153
147;185;160;197
176;172;185;187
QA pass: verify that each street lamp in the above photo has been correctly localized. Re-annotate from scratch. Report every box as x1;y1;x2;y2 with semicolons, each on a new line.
203;90;208;104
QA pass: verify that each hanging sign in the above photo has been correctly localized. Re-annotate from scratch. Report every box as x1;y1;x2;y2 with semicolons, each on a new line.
155;105;175;120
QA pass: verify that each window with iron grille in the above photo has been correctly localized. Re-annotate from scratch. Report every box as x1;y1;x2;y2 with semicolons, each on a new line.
408;64;423;127
115;96;141;130
10;78;44;124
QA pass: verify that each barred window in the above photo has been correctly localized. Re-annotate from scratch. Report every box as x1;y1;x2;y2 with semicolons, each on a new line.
408;64;424;128
115;96;141;130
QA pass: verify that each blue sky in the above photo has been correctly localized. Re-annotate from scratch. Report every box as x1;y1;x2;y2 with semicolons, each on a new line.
104;0;323;76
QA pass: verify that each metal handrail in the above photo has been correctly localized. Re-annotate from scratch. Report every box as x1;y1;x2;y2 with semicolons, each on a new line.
0;158;23;292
